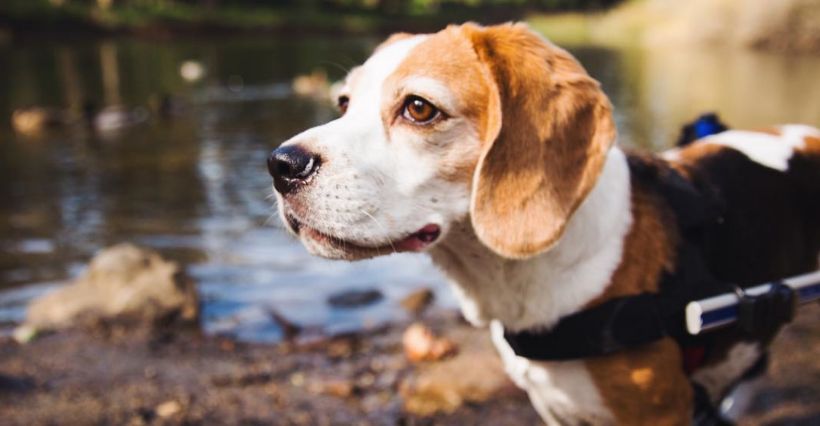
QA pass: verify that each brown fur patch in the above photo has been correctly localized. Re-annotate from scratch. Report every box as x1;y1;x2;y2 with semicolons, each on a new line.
384;27;495;186
674;142;726;165
584;170;691;424
799;135;820;155
461;23;616;259
666;142;727;179
590;174;676;302
586;339;692;426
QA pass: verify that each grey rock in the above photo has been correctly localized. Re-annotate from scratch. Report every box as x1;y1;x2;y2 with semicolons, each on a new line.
327;289;383;308
400;288;435;315
22;243;199;333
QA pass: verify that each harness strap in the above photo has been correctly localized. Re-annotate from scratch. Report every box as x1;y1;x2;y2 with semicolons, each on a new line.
502;278;799;363
503;293;683;361
736;281;796;340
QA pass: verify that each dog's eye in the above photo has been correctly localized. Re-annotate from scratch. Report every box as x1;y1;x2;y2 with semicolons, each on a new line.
402;96;440;124
337;95;350;114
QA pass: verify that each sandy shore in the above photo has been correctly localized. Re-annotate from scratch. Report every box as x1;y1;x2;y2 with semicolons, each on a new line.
1;306;818;425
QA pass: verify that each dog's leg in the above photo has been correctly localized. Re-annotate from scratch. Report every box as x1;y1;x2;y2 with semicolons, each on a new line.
719;375;765;422
718;353;769;422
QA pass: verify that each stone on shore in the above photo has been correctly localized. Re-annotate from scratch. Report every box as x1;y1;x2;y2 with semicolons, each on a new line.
20;243;199;336
402;323;457;363
155;400;183;418
401;323;518;416
400;288;435;315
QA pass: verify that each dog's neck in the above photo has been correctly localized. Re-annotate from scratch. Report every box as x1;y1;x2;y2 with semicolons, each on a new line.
429;147;633;332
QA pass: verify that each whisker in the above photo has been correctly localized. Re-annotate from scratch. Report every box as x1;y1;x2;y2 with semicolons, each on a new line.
319;60;352;75
360;209;397;255
265;215;284;228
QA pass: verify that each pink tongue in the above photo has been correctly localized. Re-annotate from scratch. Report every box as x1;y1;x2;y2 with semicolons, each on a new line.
397;224;441;251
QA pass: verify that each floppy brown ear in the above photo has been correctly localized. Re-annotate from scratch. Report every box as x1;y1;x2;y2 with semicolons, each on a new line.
462;23;617;259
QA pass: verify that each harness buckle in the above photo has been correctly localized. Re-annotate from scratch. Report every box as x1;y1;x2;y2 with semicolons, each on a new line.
735;281;796;340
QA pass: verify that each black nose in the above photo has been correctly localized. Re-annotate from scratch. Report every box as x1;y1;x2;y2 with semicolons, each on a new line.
267;145;320;195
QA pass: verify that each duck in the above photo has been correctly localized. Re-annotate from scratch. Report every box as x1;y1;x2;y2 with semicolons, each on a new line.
11;107;71;136
82;101;149;133
292;69;333;101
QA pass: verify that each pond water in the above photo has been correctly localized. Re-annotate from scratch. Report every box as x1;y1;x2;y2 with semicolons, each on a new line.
1;33;818;341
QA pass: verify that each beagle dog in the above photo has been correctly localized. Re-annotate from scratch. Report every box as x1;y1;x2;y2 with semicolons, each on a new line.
267;23;820;425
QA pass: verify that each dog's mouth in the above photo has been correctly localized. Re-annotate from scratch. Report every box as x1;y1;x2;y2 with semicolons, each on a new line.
286;213;441;256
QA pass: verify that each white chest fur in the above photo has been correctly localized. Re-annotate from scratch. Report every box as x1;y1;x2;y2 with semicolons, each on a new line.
490;321;614;424
429;147;633;423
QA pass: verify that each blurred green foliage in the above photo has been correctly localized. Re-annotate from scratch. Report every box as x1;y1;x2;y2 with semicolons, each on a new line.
0;0;624;34
0;0;622;12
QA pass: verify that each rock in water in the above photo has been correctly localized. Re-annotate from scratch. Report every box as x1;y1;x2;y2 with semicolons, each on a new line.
22;243;199;333
327;289;383;308
400;288;435;315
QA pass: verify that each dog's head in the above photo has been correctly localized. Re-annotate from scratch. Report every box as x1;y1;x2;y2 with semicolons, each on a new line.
268;23;616;261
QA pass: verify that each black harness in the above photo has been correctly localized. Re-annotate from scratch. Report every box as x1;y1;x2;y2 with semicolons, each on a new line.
502;274;796;362
504;293;680;361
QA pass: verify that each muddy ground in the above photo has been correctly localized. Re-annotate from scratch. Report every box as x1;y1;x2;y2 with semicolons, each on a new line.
1;306;819;425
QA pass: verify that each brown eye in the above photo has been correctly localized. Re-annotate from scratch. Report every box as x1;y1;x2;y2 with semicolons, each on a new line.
337;95;349;114
402;96;439;124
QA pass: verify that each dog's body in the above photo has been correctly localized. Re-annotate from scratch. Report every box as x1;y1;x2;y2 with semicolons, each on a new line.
434;128;820;424
267;23;820;424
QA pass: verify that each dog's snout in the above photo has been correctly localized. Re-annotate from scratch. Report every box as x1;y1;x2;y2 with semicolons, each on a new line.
267;145;320;194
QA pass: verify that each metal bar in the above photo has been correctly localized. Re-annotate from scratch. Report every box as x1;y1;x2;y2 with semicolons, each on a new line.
685;270;820;335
